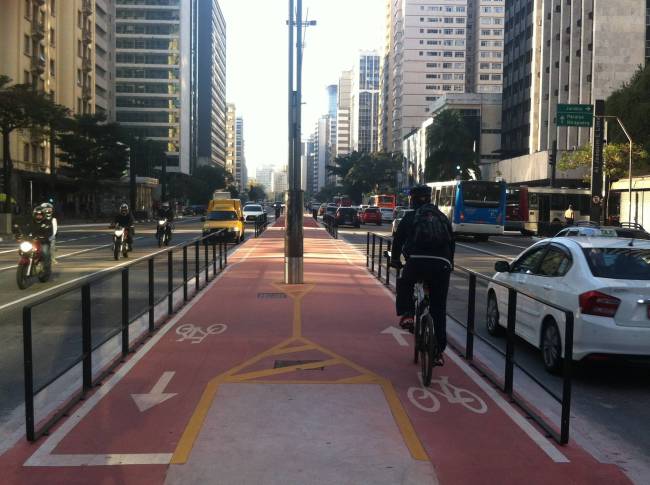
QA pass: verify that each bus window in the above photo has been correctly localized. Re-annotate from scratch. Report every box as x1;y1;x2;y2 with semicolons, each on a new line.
529;193;538;209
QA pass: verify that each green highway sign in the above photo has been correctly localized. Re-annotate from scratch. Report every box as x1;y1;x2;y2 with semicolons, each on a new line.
556;104;594;127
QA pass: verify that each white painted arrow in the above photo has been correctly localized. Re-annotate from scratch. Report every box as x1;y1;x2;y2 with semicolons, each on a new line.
381;326;411;347
131;371;177;412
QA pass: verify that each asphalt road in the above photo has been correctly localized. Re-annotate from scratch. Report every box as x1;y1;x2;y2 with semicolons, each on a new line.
336;221;650;483
0;217;250;429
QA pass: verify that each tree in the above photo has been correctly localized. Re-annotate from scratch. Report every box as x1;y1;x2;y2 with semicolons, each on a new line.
559;143;649;218
56;113;130;215
606;64;650;150
247;183;266;202
315;183;344;203
425;110;480;182
327;151;363;180
344;152;402;202
0;76;68;213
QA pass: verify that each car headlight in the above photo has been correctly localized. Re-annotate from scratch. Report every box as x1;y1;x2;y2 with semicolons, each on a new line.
20;241;33;252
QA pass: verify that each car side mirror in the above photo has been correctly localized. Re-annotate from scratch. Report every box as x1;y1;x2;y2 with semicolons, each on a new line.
494;261;510;273
200;216;206;222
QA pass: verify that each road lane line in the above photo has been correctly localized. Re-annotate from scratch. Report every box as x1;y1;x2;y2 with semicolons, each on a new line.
489;239;529;250
456;242;512;260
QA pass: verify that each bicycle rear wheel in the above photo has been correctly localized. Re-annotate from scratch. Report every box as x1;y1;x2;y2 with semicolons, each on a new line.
413;311;421;364
420;314;437;387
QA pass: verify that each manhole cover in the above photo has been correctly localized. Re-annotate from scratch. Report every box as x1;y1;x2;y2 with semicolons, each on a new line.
274;360;324;371
257;293;287;299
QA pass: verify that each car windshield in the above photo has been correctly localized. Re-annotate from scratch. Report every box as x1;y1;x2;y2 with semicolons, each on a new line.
338;208;356;215
326;207;337;213
207;211;237;221
462;181;501;207
245;205;262;212
366;208;379;213
583;248;650;280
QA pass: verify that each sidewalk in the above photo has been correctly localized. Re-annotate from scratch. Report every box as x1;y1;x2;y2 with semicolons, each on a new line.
0;217;630;484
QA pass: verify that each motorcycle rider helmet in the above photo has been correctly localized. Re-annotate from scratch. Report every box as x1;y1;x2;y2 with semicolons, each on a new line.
409;185;432;209
32;206;45;223
40;202;54;221
119;203;129;215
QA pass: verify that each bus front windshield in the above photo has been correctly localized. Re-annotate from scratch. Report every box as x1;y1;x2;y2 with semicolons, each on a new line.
462;182;502;208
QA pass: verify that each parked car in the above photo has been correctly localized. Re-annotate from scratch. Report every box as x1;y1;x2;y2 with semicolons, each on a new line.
392;209;413;236
488;237;650;373
243;204;265;223
335;207;361;228
324;205;338;218
380;207;394;222
555;224;650;240
360;207;382;225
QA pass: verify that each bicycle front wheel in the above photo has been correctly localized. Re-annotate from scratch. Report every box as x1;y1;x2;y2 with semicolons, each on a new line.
420;314;437;387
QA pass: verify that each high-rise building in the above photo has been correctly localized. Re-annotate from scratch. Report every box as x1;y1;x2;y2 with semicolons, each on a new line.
235;116;246;189
311;116;330;194
501;0;647;157
94;0;116;121
225;103;236;180
306;132;317;195
196;0;226;168
272;165;288;198
115;0;192;174
335;70;353;157
351;51;381;153
256;165;274;194
466;0;504;94
0;0;95;202
379;0;470;153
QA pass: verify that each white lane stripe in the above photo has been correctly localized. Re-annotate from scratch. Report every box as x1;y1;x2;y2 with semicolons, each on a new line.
489;239;529;250
456;242;512;260
332;232;569;463
25;453;173;467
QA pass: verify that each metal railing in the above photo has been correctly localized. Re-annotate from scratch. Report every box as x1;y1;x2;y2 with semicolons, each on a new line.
365;232;574;445
254;214;270;237
322;214;338;238
22;231;230;442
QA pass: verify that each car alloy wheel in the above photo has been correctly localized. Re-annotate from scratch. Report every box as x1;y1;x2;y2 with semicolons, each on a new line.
486;293;502;336
541;321;562;373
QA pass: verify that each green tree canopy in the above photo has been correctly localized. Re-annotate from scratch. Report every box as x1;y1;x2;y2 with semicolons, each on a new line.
247;183;266;202
606;64;650;150
558;143;650;182
425;110;480;182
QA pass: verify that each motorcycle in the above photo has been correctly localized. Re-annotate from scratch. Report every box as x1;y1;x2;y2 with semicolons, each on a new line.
16;237;52;289
113;225;130;260
156;218;172;247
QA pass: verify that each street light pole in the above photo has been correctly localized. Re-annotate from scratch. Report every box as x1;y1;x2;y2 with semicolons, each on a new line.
600;116;634;223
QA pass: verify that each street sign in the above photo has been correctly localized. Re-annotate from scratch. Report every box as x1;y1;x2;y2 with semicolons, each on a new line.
556;104;594;127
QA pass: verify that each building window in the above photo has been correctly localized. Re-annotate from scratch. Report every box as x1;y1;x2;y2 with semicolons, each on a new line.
78;40;82;57
24;34;30;55
23;70;30;84
24;0;30;19
50;59;55;76
77;69;82;85
50;28;55;45
23;143;30;162
51;0;55;15
77;10;82;28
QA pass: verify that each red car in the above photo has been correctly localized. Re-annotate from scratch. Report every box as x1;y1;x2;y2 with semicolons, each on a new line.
360;207;382;225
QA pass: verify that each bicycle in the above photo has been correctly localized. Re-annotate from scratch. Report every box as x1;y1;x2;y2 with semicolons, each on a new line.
386;250;439;387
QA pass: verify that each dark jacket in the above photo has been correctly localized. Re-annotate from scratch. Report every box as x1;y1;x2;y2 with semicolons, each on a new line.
392;206;455;267
113;212;135;228
157;207;174;221
22;220;53;241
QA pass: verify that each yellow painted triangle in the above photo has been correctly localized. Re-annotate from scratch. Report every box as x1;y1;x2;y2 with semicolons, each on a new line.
271;283;315;300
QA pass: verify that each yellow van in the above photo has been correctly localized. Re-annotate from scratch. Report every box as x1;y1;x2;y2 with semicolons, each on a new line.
202;199;245;242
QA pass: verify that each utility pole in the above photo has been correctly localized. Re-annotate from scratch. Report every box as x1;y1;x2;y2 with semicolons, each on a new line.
590;100;605;223
285;0;315;284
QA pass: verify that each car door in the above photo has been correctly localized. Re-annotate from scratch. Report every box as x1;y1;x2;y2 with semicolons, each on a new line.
526;243;573;346
506;244;549;343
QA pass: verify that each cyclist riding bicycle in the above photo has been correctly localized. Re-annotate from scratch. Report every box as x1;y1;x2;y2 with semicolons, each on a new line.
391;185;455;358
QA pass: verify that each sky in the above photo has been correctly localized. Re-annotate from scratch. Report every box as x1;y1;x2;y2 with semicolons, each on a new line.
218;0;385;177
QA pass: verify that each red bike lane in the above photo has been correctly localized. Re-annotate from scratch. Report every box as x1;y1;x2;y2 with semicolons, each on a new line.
0;217;630;484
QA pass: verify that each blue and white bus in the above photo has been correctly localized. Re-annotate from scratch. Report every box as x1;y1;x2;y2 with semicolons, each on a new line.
427;180;506;240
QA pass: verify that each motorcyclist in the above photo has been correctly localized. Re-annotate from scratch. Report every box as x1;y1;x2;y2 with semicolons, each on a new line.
41;202;57;264
19;207;53;265
156;201;174;241
112;203;135;250
391;185;455;360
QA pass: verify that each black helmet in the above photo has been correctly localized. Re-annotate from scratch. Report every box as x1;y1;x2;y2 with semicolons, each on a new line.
120;203;129;215
409;185;432;209
40;202;54;220
32;206;45;222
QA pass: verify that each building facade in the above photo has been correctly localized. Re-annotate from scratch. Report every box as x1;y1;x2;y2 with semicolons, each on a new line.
501;0;647;157
351;51;381;153
225;103;236;181
256;165;274;194
310;116;330;194
234;116;246;189
196;0;226;168
115;0;192;174
466;0;504;94
335;70;353;158
95;0;116;121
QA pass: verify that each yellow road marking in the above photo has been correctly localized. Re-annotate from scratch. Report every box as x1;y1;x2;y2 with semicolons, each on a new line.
336;374;379;384
268;343;316;356
228;358;341;382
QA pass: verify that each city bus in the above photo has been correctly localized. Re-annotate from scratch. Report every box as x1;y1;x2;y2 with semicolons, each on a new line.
505;186;590;234
368;194;396;209
428;180;506;240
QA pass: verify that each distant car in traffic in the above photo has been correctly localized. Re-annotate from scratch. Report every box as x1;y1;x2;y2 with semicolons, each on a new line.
392;205;406;219
379;207;394;222
488;237;650;373
334;207;361;228
392;209;413;236
324;205;338;218
318;203;327;216
360;207;382;225
243;204;265;223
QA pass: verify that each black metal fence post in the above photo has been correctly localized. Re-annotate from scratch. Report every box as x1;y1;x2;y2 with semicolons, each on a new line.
167;250;173;315
121;268;129;357
194;240;200;292
366;232;370;267
81;284;92;390
23;307;35;442
183;246;188;301
371;234;376;273
212;241;217;276
224;241;228;266
466;273;476;360
148;258;154;332
204;240;209;283
504;289;517;395
560;312;574;444
378;238;383;280
219;242;223;271
385;240;391;286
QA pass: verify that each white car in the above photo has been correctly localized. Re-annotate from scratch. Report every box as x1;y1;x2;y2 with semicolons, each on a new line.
379;207;394;222
487;237;650;372
243;204;265;223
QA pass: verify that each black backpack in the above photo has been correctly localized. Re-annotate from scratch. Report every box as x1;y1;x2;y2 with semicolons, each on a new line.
409;204;452;252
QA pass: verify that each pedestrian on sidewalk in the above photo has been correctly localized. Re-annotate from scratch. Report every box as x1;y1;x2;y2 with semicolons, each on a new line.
564;204;575;226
